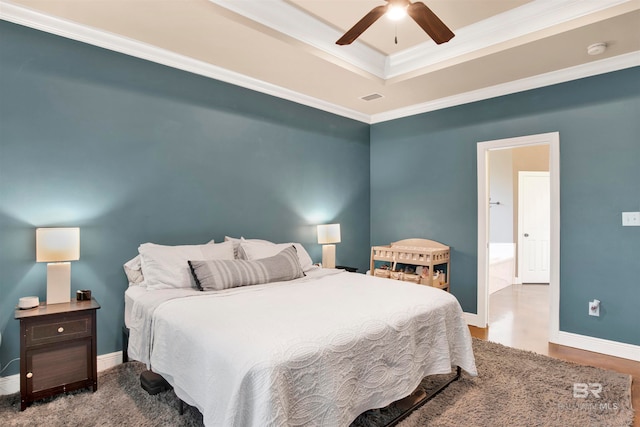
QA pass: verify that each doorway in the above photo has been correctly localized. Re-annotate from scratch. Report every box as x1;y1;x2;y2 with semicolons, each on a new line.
476;132;560;345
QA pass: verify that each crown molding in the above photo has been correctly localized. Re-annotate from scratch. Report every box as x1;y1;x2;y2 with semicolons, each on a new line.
1;1;638;125
209;0;635;80
385;0;634;79
208;0;387;79
370;51;640;124
0;1;370;123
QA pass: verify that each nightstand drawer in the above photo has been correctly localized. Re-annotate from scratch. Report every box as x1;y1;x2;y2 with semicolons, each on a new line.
26;313;92;346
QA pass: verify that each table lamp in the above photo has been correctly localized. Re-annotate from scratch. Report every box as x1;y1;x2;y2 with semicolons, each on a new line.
317;224;341;268
36;227;80;305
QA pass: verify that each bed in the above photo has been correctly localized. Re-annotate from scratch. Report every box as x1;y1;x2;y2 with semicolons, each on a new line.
124;239;477;427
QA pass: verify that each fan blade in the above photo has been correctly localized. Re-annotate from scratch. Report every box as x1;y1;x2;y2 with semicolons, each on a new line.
336;5;388;45
407;2;454;44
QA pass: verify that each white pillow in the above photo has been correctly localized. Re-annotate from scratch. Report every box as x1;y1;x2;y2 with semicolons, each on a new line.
240;241;314;272
123;254;144;286
225;236;275;259
139;241;234;290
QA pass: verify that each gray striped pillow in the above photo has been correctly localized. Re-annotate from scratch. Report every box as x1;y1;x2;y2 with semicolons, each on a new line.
188;245;304;291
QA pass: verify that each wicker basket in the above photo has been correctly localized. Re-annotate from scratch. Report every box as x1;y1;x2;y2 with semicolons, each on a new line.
390;271;403;280
402;273;420;284
374;268;390;278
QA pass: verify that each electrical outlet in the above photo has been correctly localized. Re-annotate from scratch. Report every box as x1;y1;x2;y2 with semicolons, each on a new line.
589;300;600;317
622;212;640;226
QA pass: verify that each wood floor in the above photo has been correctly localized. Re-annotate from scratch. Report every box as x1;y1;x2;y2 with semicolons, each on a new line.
469;284;639;427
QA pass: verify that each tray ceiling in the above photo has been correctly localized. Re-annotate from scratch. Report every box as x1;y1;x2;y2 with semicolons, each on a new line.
2;0;639;123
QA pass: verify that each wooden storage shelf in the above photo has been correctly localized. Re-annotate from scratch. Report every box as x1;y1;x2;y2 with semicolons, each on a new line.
370;238;450;291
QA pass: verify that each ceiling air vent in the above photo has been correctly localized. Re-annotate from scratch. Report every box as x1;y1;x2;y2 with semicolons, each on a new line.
360;93;383;102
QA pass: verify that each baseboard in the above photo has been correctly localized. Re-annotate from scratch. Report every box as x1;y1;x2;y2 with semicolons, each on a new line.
463;312;484;328
463;312;639;362
555;331;640;362
0;351;124;396
97;351;124;372
4;334;637;397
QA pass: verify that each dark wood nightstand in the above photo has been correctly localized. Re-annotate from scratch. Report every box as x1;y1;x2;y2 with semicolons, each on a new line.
14;298;100;410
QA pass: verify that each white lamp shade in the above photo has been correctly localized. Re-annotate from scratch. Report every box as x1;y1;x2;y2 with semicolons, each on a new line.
317;224;341;244
36;228;80;262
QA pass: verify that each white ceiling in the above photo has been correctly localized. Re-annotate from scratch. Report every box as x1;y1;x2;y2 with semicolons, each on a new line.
2;0;640;123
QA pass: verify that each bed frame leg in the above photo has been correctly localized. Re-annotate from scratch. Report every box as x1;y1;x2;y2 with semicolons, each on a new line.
385;366;462;427
122;326;130;363
179;399;184;415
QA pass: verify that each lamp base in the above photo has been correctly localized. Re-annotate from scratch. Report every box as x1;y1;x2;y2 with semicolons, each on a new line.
322;244;336;269
47;262;71;305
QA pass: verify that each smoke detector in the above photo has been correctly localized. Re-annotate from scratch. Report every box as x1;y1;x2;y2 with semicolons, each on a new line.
587;42;607;56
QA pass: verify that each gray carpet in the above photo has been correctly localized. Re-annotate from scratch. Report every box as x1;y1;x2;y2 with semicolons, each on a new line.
0;339;633;426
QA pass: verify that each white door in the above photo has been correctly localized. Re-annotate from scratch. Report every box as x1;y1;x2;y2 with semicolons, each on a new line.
518;171;550;283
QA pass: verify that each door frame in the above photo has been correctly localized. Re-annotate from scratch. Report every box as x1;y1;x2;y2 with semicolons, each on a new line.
474;132;560;344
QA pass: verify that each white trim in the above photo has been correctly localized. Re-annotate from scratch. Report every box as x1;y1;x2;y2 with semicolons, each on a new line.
463;311;484;328
3;337;634;398
458;320;640;362
476;143;490;327
0;351;125;396
0;2;370;124
96;351;123;372
209;0;633;80
384;0;633;79
208;0;386;78
556;331;640;362
371;52;640;123
2;2;639;125
548;134;561;343
476;133;560;339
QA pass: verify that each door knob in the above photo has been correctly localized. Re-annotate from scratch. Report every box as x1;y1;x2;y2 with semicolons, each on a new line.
524;233;529;237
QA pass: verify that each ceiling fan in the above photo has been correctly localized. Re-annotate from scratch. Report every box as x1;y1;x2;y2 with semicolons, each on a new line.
336;0;454;46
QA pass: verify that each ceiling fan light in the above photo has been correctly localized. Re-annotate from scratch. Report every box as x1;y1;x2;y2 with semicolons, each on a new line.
387;5;408;21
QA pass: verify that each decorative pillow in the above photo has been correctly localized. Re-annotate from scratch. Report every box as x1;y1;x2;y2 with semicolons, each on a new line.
240;240;314;271
123;255;144;285
188;245;304;291
139;240;234;290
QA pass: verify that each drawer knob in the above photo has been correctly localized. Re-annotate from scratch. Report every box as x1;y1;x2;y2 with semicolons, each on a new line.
57;327;64;333
26;372;33;379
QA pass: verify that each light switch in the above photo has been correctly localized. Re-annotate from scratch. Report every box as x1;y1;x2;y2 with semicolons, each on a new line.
622;212;640;226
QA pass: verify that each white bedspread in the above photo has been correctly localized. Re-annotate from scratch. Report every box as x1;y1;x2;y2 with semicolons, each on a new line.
127;269;476;427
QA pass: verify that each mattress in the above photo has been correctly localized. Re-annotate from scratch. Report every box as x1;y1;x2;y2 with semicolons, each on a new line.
126;269;476;427
124;284;147;328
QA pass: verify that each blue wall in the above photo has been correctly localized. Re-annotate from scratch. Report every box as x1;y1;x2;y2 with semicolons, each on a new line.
371;67;640;345
1;19;638;380
0;22;371;376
